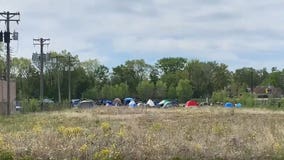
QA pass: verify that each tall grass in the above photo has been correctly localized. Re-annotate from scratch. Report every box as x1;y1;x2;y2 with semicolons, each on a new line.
1;107;284;159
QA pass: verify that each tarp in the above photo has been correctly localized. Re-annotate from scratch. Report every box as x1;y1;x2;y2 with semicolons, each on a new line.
185;100;198;107
128;100;137;108
224;102;234;108
146;99;155;107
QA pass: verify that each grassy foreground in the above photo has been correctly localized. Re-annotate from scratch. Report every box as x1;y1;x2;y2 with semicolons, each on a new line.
1;107;284;160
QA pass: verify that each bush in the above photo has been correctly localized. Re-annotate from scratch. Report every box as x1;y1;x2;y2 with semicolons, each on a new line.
212;91;227;103
21;98;40;113
239;92;255;107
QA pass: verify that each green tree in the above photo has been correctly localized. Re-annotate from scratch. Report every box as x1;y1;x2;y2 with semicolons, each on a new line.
11;57;39;99
112;59;150;96
101;84;113;99
209;62;231;92
112;83;129;99
233;67;263;95
185;60;211;98
137;80;154;101
176;79;193;103
156;57;187;74
167;84;177;99
149;66;159;85
155;80;167;100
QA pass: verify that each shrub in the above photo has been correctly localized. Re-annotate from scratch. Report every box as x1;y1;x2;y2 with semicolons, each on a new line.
21;98;40;113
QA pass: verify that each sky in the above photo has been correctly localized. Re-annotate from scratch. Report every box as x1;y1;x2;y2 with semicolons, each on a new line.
1;0;284;71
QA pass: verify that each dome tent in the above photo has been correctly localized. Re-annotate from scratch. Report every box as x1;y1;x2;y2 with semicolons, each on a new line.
235;103;242;108
224;102;234;108
124;97;134;105
128;100;137;108
113;98;122;106
162;101;173;108
185;100;198;108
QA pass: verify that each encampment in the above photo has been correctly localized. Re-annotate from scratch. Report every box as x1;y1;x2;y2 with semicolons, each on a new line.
185;100;198;108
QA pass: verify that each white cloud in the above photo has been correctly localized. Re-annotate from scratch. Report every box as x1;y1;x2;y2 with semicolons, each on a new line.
1;0;284;70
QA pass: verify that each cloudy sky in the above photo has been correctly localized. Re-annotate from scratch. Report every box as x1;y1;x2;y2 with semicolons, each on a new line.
1;0;284;71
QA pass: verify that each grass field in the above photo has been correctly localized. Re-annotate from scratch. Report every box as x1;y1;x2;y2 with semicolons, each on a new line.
1;106;284;160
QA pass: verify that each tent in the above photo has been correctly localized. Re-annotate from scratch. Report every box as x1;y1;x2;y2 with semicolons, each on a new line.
158;100;174;108
71;99;80;107
224;102;234;108
100;99;112;105
235;103;242;108
79;100;95;108
158;100;169;106
185;100;198;108
124;97;134;105
128;100;137;108
162;101;173;108
146;99;155;107
113;98;122;106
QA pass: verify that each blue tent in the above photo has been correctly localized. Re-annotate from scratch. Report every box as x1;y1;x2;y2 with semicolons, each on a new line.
224;102;234;108
124;97;134;105
235;103;242;108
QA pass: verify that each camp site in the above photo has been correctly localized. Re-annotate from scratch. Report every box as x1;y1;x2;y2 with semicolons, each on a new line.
2;1;284;159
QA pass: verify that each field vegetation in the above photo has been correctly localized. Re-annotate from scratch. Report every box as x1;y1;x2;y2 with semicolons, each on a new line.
1;106;284;159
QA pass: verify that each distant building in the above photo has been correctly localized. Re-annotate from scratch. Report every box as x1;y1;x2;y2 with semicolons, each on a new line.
254;86;282;98
0;80;16;115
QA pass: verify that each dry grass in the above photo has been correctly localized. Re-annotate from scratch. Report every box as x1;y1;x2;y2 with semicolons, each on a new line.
1;106;284;159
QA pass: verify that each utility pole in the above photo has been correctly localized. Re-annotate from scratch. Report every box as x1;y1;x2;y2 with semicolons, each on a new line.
57;58;61;103
0;11;20;115
51;56;61;103
68;55;71;104
33;38;50;110
65;53;74;106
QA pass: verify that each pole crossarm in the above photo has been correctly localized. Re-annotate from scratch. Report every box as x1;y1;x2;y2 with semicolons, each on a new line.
0;12;20;23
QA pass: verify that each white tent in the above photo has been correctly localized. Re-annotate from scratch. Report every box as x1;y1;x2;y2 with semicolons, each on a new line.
146;99;155;107
129;100;137;108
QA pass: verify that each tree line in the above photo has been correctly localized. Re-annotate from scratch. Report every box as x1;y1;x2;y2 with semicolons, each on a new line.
1;49;283;104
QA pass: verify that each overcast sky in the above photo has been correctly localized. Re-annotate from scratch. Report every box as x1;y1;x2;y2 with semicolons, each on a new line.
1;0;284;71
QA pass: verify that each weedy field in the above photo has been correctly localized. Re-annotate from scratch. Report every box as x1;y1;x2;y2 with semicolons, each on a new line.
0;106;284;160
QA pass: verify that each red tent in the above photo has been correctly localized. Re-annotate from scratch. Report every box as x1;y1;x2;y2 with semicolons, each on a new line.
185;100;199;107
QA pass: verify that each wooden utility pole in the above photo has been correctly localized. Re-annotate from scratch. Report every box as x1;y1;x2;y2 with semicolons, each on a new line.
0;11;20;115
33;38;50;110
